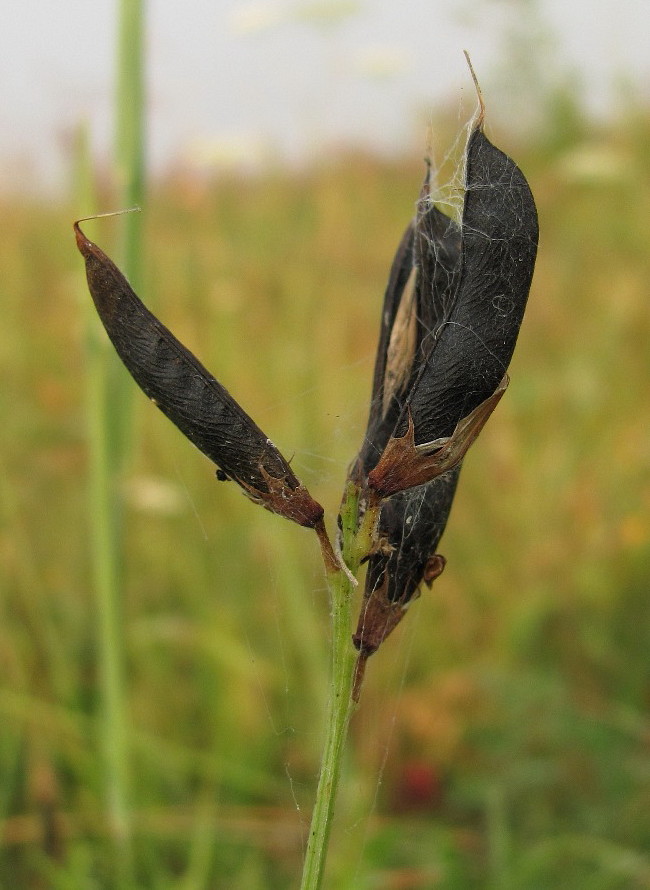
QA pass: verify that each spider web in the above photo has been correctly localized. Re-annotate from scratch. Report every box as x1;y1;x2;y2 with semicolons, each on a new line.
255;119;473;877
160;110;477;881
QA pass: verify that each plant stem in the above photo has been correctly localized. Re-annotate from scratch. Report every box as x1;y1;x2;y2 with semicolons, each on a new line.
115;0;145;290
300;486;363;890
87;1;145;877
111;0;145;461
87;334;132;853
73;121;134;877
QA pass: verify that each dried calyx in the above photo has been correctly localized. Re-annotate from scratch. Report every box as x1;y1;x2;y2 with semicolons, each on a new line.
75;220;324;530
348;87;538;683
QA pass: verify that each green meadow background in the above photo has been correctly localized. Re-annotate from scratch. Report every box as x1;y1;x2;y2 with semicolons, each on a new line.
1;90;650;886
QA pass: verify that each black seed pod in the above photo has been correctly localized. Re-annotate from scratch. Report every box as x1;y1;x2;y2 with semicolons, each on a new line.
75;222;324;529
352;168;461;483
368;124;538;498
348;174;463;673
353;466;459;658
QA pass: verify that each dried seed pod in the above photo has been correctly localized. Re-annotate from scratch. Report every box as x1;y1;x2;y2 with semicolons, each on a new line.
351;169;461;483
414;162;462;342
348;176;463;691
350;105;538;698
368;123;538;498
75;221;324;529
353;465;460;657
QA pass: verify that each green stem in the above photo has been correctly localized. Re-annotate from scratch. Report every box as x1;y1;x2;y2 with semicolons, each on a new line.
111;0;145;461
73;123;135;875
300;486;363;890
86;1;145;877
115;0;145;289
87;341;132;854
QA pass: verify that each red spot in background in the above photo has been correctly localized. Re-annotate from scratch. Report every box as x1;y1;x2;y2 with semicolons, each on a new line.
392;760;445;813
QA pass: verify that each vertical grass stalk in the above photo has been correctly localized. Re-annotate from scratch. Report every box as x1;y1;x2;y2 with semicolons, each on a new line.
300;484;363;890
115;0;145;291
86;0;145;876
87;325;132;856
74;125;133;876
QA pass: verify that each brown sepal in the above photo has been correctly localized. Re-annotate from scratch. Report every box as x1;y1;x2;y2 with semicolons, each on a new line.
423;553;447;587
367;375;508;498
351;551;447;702
353;573;415;659
238;463;324;529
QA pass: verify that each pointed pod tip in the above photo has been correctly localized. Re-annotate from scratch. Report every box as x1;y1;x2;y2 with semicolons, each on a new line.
73;219;90;255
73;207;142;255
463;50;485;130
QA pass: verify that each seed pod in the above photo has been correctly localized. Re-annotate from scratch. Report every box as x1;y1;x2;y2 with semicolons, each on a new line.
352;220;414;480
367;122;538;498
348;176;463;688
353;465;459;657
75;221;324;529
351;167;461;483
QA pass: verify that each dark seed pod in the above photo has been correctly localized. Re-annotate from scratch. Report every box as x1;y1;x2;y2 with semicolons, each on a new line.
75;221;324;529
367;123;538;498
351;168;461;483
348;175;463;689
353;465;460;658
351;221;415;480
349;106;538;698
413;164;463;347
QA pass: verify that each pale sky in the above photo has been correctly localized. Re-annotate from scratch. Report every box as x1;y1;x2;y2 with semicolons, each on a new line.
1;0;648;191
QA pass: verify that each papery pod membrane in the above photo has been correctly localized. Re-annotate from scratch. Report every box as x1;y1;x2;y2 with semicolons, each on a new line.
75;222;324;529
367;123;538;499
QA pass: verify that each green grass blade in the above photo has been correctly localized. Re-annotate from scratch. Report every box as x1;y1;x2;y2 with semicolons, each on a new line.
76;1;147;880
73;120;135;879
115;0;145;290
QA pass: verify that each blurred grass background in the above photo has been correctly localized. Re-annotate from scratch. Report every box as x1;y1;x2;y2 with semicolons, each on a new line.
1;92;650;887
